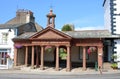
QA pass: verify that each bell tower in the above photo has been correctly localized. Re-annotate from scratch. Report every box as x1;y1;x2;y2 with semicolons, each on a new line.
46;9;56;28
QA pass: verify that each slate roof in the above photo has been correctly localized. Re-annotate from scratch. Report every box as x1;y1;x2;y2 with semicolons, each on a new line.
0;23;25;29
0;22;43;32
13;29;120;41
34;22;43;32
64;30;120;38
13;32;36;40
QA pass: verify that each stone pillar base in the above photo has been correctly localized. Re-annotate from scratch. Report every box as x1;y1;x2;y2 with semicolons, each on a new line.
82;68;86;71
40;67;44;70
36;65;40;68
25;64;28;67
66;68;71;72
55;68;59;71
31;66;35;69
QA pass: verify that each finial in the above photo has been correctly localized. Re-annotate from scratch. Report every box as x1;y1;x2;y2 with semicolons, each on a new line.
49;2;54;12
50;9;53;13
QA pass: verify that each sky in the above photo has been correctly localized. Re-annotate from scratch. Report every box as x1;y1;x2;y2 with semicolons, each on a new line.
0;0;104;30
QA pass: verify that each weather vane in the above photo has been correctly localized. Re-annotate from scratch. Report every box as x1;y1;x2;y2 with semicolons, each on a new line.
50;0;54;10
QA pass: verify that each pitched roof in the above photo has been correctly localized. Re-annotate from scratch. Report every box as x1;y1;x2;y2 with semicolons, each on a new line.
13;27;72;40
13;32;36;40
0;23;25;29
64;30;120;38
35;22;43;32
13;29;120;41
30;26;72;39
0;22;43;32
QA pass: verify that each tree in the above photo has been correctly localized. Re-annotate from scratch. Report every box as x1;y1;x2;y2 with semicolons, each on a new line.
61;24;74;31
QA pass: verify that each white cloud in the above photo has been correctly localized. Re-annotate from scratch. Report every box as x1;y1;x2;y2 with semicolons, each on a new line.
75;26;105;31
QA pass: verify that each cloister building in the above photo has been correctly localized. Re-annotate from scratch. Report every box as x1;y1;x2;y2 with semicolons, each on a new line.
13;9;120;71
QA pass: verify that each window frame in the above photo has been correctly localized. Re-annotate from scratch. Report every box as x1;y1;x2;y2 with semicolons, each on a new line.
1;33;8;44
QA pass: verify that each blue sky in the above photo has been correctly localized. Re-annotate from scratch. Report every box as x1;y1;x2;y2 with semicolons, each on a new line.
0;0;104;30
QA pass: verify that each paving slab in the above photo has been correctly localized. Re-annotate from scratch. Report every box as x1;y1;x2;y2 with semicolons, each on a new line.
0;67;120;75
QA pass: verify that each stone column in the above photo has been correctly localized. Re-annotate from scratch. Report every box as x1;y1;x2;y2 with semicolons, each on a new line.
52;17;55;28
31;46;34;69
25;46;28;66
40;46;44;70
55;46;59;71
98;46;103;69
83;46;86;70
66;46;71;72
14;47;17;66
39;46;41;67
47;18;50;26
36;46;39;67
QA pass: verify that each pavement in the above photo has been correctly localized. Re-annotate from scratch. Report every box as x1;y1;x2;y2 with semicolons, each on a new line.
0;66;120;75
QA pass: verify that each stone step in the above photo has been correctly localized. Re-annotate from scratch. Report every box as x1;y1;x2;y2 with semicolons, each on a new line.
0;65;8;69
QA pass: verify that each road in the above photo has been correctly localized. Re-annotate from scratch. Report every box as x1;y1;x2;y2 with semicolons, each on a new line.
0;73;120;79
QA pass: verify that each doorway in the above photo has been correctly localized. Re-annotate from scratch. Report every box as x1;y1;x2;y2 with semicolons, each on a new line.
0;49;8;65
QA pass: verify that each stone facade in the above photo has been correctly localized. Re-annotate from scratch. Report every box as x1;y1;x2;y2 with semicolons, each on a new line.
12;10;109;72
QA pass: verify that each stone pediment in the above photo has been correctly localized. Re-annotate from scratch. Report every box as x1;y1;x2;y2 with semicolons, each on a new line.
30;27;71;40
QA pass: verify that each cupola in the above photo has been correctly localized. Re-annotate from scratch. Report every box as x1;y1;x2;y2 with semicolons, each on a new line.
46;9;56;28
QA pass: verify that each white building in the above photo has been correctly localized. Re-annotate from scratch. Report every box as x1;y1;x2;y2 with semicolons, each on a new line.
103;0;120;68
0;9;42;69
0;28;16;69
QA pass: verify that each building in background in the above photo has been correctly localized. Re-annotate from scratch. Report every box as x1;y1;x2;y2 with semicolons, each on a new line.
103;0;120;68
0;9;43;69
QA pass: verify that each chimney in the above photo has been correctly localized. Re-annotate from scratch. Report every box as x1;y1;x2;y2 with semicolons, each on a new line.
16;9;35;23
